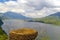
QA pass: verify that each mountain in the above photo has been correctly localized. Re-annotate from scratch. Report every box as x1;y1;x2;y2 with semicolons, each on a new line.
28;12;60;25
2;12;31;20
0;13;3;16
49;12;60;18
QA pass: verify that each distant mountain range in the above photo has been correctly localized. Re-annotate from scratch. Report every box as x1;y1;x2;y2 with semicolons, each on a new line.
0;12;31;20
49;12;60;18
28;12;60;25
0;12;60;20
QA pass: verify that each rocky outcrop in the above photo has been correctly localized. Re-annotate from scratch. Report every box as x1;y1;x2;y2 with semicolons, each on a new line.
9;28;38;40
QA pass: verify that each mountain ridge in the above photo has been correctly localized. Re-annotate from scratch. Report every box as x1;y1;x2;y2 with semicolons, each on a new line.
0;12;31;20
49;12;60;17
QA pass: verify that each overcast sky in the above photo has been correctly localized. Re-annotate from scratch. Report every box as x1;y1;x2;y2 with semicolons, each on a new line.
0;0;60;18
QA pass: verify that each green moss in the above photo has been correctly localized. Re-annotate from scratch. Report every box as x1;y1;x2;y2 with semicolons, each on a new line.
0;34;8;40
0;27;8;40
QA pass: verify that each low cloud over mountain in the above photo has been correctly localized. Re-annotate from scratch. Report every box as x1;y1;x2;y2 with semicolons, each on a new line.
0;0;60;18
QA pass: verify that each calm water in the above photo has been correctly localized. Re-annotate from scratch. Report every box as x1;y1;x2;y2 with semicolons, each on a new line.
1;19;60;40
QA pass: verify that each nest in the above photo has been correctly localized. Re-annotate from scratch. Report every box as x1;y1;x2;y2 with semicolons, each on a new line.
9;28;38;40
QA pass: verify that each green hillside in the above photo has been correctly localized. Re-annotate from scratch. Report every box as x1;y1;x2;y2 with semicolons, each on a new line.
0;19;8;40
0;27;8;40
29;16;60;26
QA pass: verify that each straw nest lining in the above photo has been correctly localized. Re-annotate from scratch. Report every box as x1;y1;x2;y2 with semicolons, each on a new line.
9;28;38;40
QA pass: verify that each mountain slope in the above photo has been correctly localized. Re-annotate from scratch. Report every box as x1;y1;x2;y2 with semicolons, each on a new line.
50;12;60;18
29;12;60;25
2;12;31;20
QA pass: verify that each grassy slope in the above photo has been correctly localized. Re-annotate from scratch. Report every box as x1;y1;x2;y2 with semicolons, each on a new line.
30;16;60;26
0;27;8;40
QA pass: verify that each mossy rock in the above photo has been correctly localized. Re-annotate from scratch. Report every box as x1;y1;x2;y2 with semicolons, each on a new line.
9;28;38;40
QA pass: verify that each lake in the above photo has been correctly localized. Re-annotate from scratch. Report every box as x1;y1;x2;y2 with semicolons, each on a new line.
1;19;60;40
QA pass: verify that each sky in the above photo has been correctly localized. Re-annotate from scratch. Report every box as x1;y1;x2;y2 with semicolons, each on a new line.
0;0;60;18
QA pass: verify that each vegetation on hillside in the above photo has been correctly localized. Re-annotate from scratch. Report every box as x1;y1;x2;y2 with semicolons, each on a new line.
0;27;8;40
29;16;60;26
0;19;8;40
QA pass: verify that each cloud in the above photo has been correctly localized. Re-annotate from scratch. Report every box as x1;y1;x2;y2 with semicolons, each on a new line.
22;7;56;18
0;1;25;13
0;0;60;18
0;3;8;13
45;0;60;7
5;1;25;13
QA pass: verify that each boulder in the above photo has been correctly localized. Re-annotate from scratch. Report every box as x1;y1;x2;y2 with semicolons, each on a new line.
9;28;38;40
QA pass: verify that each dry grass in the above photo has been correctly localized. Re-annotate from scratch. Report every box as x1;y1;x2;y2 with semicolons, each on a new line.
9;28;38;40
